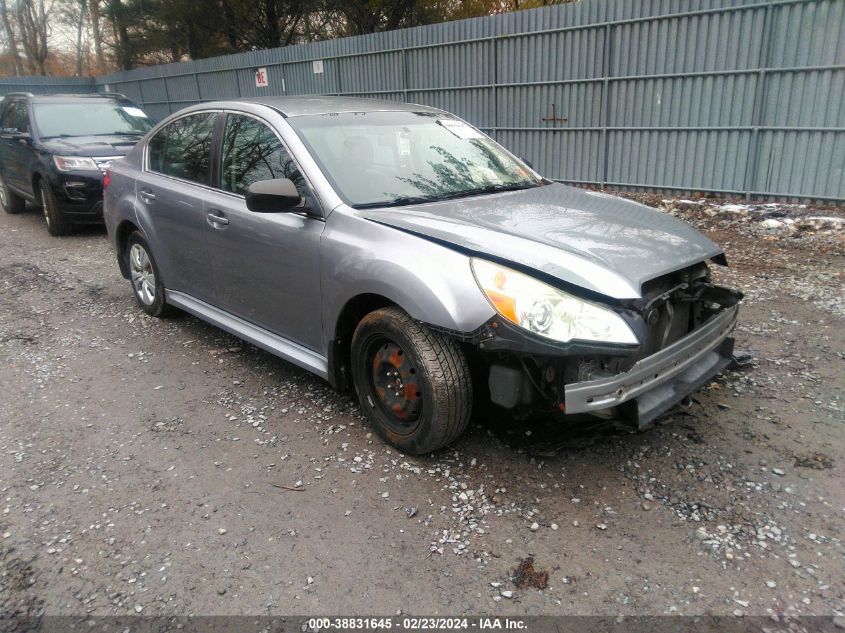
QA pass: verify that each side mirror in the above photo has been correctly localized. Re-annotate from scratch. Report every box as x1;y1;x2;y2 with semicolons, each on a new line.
245;178;301;213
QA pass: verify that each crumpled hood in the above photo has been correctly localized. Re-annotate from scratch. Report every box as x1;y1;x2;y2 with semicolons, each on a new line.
359;183;723;300
39;135;140;157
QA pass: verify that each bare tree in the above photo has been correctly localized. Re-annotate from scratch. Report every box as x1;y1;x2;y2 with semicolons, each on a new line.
74;0;86;74
89;0;102;70
0;0;24;75
17;0;52;75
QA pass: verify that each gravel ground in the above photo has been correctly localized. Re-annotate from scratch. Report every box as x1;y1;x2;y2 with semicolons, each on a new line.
0;194;843;624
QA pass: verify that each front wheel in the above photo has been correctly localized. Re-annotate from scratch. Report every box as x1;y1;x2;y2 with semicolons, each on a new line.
40;180;70;236
125;232;176;318
351;306;473;455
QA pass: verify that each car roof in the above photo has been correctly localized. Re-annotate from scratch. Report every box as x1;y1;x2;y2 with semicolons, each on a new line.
2;92;132;103
223;96;443;118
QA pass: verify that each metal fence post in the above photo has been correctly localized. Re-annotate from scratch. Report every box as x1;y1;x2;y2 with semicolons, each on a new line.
600;23;612;190
336;54;344;96
162;76;172;115
194;72;202;106
743;0;777;201
491;36;498;141
402;48;409;102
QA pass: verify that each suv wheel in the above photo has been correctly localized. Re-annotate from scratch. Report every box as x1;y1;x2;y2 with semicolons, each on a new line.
40;180;69;236
0;175;26;214
126;232;175;318
351;306;472;454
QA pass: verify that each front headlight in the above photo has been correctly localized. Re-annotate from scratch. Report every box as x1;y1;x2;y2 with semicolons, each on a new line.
471;258;638;345
54;156;99;172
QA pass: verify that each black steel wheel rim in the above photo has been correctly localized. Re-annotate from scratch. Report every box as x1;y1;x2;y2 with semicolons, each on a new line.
366;336;422;432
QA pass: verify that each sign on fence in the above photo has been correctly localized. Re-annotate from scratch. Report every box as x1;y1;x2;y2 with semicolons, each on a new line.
255;68;268;88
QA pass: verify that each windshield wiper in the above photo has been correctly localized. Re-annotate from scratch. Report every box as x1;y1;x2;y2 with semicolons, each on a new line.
352;182;541;209
353;195;440;209
40;132;144;139
438;182;541;201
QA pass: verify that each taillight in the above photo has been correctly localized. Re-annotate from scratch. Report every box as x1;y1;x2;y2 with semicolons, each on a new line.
103;169;111;189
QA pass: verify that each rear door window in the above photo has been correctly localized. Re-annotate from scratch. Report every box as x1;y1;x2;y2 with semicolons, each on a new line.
219;114;304;195
1;101;30;134
147;112;216;185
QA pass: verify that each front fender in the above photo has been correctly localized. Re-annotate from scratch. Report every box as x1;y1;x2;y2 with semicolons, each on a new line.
321;210;495;347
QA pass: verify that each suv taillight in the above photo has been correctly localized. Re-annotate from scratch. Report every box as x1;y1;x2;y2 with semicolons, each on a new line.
103;169;111;189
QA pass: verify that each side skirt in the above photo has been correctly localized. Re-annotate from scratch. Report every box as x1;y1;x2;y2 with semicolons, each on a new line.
165;290;329;380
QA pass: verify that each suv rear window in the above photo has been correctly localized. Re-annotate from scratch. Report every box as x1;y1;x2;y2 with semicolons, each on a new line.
147;113;216;185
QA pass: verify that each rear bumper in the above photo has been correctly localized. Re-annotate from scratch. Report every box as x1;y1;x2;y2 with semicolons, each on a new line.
564;305;738;425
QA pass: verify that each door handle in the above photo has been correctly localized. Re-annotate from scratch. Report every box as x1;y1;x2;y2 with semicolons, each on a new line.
139;188;156;203
206;210;229;226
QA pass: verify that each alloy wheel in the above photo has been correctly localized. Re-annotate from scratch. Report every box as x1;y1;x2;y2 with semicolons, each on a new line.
129;243;156;305
41;188;50;228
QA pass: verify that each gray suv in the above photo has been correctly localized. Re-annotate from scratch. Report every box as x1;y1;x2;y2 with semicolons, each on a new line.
104;97;741;454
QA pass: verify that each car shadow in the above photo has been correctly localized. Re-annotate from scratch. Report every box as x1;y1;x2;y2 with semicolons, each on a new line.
164;309;663;460
160;309;632;454
15;203;108;237
474;407;640;456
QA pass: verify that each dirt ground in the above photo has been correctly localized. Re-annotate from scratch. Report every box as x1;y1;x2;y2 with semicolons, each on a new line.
0;193;843;624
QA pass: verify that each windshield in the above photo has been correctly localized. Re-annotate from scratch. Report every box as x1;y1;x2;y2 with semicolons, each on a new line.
33;102;154;138
287;111;543;207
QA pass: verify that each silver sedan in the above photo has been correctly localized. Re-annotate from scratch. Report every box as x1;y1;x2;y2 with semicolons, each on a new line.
104;97;741;454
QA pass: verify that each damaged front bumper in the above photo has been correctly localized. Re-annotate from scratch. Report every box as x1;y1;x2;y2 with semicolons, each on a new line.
564;304;738;426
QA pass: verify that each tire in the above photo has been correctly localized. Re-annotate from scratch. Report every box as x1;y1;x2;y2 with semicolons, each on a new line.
125;231;176;318
0;175;26;214
351;306;472;454
40;180;70;236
